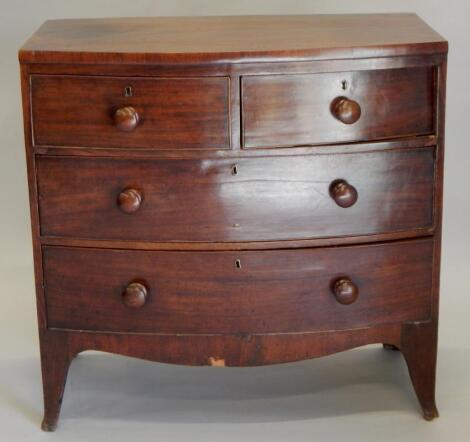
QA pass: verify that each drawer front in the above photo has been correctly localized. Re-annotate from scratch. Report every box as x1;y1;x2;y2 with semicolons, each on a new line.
31;75;230;149
37;148;435;242
242;67;435;148
43;239;433;334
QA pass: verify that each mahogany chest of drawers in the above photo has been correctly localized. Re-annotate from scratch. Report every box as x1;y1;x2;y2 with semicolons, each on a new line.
19;14;447;430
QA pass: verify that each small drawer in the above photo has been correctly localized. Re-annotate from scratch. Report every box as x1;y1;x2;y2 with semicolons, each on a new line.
31;75;230;149
37;147;435;243
241;67;435;148
43;239;433;334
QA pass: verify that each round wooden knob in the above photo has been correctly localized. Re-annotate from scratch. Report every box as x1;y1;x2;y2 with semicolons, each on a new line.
123;282;148;308
331;278;359;305
117;188;142;214
331;97;361;124
329;179;358;208
113;106;140;132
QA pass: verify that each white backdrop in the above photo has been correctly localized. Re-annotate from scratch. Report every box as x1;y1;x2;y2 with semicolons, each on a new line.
0;1;469;441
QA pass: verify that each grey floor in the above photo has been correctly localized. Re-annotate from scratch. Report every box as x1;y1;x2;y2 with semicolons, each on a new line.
1;259;470;441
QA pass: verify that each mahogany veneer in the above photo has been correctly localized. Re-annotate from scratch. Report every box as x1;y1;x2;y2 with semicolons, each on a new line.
43;239;434;334
242;67;435;148
31;75;230;149
37;148;435;242
19;14;447;430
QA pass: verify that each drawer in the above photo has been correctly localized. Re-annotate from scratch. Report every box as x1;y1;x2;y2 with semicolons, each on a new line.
43;239;433;334
37;148;435;242
242;67;435;148
31;75;230;149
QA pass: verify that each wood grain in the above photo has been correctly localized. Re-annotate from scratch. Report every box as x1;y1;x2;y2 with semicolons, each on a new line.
19;14;447;65
18;14;448;428
401;321;439;420
31;75;230;149
43;239;433;334
36;148;435;242
242;67;435;148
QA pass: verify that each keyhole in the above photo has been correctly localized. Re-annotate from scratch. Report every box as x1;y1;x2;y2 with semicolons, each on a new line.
231;165;238;175
235;259;242;269
341;80;348;91
124;86;133;97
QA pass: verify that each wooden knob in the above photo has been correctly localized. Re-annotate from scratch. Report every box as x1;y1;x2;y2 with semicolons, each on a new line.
117;188;142;214
331;277;359;305
329;179;358;208
331;97;361;124
113;106;140;132
123;282;148;308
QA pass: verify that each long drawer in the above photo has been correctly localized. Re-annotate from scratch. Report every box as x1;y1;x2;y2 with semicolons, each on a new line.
31;75;230;149
242;67;435;148
43;239;434;334
36;147;435;242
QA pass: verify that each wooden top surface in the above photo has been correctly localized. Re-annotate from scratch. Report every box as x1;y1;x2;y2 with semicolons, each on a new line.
19;14;447;65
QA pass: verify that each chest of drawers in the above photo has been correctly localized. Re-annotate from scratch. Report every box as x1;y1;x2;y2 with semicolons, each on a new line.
19;14;447;430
